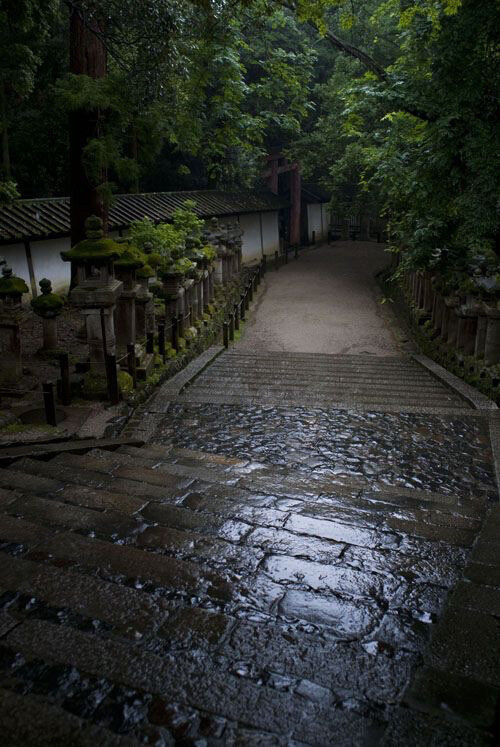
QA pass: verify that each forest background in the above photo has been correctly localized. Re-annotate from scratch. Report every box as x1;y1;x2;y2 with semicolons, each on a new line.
0;0;498;278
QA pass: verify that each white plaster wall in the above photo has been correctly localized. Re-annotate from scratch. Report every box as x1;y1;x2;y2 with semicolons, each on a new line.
31;238;71;295
0;243;30;286
239;213;262;263
261;211;280;255
307;203;323;242
322;205;331;235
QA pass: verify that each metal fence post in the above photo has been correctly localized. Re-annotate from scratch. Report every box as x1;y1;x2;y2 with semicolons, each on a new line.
229;313;234;341
106;354;120;405
127;343;137;388
158;323;166;363
240;296;246;321
223;321;229;348
234;302;240;331
59;352;71;406
172;315;179;351
42;382;57;426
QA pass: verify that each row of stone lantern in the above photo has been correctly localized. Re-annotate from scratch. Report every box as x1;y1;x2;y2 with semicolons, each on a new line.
405;270;500;366
0;213;243;395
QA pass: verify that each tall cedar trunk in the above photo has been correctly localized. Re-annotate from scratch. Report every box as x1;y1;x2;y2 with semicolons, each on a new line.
130;124;139;194
69;3;107;254
0;81;11;179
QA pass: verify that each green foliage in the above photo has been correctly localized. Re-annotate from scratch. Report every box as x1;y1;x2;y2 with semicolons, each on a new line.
0;180;20;203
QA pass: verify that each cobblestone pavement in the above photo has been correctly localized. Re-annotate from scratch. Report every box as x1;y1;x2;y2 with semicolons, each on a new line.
0;248;499;744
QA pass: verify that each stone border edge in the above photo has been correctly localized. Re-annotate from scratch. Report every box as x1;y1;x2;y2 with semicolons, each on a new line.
412;353;498;412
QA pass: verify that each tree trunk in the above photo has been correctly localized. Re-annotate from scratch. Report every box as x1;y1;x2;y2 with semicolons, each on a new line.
0;81;11;180
69;2;107;253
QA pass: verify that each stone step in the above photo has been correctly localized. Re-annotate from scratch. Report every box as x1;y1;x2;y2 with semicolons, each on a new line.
78;443;481;525
201;370;448;387
0;552;170;638
7;458;193;501
177;391;465;410
0;688;134;747
183;383;460;402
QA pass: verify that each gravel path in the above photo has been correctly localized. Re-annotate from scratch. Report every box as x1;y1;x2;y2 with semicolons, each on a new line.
239;241;404;355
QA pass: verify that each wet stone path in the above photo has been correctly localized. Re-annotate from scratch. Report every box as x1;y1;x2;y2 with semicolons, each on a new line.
0;245;499;745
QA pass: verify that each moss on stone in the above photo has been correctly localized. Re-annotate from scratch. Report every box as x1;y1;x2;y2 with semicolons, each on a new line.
137;263;154;279
61;238;123;264
117;370;133;395
81;370;108;399
0;275;29;297
31;292;64;317
114;245;145;270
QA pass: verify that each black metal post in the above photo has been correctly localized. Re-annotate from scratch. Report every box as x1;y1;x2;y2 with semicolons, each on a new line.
146;332;154;354
248;282;253;304
223;321;229;348
234;303;240;331
127;343;137;388
240;296;246;321
59;352;71;406
229;313;234;341
158;323;166;363
244;289;250;311
312;230;316;245
106;354;120;405
172;315;179;351
42;382;57;426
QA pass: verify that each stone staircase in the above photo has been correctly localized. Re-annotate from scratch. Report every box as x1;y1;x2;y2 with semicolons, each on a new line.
0;435;497;744
174;351;471;411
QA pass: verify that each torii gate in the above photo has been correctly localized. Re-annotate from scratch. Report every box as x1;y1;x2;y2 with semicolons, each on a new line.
263;154;301;246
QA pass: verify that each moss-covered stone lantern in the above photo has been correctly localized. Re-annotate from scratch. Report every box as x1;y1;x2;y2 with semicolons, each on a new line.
31;278;64;352
61;215;123;375
113;242;145;351
136;261;156;342
0;265;29;385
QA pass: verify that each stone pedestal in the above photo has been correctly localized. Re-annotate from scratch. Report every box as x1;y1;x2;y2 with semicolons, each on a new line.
42;318;58;351
214;257;224;286
0;266;29;386
115;288;138;350
83;304;119;373
197;277;204;317
444;297;459;345
0;315;25;385
455;307;478;356
475;313;488;359
135;278;154;342
483;306;500;365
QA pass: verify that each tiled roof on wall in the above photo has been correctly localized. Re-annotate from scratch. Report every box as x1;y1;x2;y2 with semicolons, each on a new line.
0;190;289;244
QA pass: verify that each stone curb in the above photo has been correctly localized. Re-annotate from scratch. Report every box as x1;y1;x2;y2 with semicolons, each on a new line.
412;354;497;412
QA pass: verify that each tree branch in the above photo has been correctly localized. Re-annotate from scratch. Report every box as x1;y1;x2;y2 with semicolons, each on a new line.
322;28;388;81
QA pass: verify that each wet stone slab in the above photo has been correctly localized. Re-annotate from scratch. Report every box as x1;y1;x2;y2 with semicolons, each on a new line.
0;389;495;743
152;403;496;499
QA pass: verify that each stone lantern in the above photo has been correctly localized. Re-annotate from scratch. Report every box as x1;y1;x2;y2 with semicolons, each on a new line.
136;261;155;341
113;243;145;352
61;216;123;376
0;265;29;386
207;217;226;286
31;278;64;353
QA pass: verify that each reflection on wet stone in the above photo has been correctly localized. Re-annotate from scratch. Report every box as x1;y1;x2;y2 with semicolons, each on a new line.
0;387;495;742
